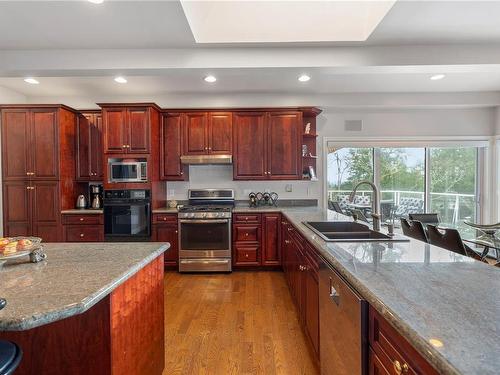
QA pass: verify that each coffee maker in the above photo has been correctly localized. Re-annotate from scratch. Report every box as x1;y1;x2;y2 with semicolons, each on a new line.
89;184;103;209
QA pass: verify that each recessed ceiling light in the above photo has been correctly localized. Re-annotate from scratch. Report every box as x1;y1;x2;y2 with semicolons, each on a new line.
204;75;217;83
430;74;445;81
298;74;311;82
88;0;104;4
24;78;39;85
114;76;127;84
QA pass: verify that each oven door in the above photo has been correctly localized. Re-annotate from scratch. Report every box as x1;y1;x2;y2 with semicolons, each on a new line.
179;219;231;258
109;163;140;182
104;202;151;239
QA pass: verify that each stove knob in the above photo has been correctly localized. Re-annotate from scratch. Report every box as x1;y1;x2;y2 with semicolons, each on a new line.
216;213;221;218
202;213;207;218
189;213;195;218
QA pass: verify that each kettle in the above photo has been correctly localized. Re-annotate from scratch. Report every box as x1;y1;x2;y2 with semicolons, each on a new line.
76;195;87;209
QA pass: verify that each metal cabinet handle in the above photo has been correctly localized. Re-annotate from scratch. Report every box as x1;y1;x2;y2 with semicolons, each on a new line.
80;218;84;221
80;233;84;237
245;233;249;237
393;360;409;375
288;228;292;232
0;298;6;310
245;254;249;258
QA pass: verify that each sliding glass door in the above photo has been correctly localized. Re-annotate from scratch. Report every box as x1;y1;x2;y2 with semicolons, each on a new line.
327;144;481;224
428;147;478;228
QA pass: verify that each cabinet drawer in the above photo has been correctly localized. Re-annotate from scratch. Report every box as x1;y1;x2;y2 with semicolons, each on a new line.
234;225;259;241
62;214;102;225
64;225;103;242
235;246;259;265
153;213;178;223
369;307;439;375
234;213;261;224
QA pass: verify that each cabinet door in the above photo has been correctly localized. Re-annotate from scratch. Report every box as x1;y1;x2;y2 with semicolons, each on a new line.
305;262;319;355
183;112;208;155
90;114;103;179
234;244;260;266
3;181;31;237
153;224;178;267
208;112;232;154
267;111;302;179
31;109;59;179
233;112;267;180
128;108;150;153
262;213;281;266
32;181;60;242
76;114;91;180
160;113;187;180
103;108;127;153
1;109;31;180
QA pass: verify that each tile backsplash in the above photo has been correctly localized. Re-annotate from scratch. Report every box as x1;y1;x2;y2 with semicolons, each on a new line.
166;165;321;203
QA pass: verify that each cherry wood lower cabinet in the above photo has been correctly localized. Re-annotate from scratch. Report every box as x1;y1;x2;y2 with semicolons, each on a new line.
62;213;104;242
281;219;320;361
232;213;281;267
152;213;179;267
3;180;61;241
0;254;165;375
369;307;439;375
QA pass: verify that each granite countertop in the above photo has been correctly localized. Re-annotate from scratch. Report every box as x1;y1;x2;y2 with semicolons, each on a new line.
61;209;104;214
0;242;169;331
278;207;500;375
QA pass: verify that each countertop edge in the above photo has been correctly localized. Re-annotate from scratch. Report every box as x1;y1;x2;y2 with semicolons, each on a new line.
280;211;461;375
1;244;169;331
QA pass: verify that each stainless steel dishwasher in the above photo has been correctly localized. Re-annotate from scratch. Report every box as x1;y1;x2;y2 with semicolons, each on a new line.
319;263;368;375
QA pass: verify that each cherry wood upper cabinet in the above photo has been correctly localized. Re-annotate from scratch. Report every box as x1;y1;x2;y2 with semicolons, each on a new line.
183;112;208;155
267;111;302;179
1;109;31;180
181;111;232;156
31;110;59;180
160;113;188;180
77;112;103;181
208;112;232;154
102;106;150;154
128;108;150;153
103;108;127;153
233;112;267;180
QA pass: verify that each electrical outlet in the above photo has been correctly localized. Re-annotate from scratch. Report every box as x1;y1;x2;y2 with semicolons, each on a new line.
285;184;293;192
168;189;175;197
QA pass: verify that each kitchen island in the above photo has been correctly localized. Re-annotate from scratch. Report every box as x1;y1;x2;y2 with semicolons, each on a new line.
0;242;169;375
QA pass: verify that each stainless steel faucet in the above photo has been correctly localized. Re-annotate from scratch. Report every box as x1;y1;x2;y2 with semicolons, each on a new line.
349;181;381;232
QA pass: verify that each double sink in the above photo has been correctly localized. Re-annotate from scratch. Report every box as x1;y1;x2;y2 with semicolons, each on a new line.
303;221;409;243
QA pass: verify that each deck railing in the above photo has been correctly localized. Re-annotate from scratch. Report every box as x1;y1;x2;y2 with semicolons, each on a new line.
327;189;476;224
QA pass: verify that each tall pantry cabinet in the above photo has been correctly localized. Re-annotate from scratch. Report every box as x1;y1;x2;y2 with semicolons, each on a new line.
1;105;78;241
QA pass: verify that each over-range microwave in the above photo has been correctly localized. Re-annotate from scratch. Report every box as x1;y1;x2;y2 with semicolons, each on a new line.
108;159;147;183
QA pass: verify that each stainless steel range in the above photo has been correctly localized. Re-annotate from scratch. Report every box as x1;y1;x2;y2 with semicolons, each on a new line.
178;189;234;272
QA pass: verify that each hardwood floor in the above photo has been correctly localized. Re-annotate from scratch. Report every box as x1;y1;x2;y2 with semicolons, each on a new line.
163;271;318;375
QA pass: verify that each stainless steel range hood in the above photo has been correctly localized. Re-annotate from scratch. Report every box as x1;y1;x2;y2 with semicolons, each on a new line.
180;155;233;165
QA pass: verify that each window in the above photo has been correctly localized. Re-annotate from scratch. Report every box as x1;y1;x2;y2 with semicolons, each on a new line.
327;144;482;224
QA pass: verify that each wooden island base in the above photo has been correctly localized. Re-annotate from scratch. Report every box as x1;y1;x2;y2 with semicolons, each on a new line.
0;255;164;375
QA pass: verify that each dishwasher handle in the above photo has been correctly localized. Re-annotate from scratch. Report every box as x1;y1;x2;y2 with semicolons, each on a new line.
329;277;340;306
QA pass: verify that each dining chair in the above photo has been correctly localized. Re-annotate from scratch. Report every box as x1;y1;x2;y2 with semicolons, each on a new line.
408;213;439;225
427;225;483;261
328;200;344;215
400;218;428;243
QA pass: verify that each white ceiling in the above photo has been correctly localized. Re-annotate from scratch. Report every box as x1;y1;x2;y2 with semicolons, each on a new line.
0;0;500;99
0;1;500;49
2;67;500;98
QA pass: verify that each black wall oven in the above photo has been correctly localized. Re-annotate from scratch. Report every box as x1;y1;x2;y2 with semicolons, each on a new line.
104;190;151;241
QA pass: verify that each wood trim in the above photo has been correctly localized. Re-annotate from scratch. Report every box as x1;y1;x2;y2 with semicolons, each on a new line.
97;102;162;111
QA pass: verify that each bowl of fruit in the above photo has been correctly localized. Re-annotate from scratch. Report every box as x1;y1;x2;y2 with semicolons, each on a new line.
0;237;45;266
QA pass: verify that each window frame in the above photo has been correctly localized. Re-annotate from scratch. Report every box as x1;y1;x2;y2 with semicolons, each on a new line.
324;136;490;224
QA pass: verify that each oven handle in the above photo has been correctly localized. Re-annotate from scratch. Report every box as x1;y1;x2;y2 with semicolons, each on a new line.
179;259;230;264
179;219;230;224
